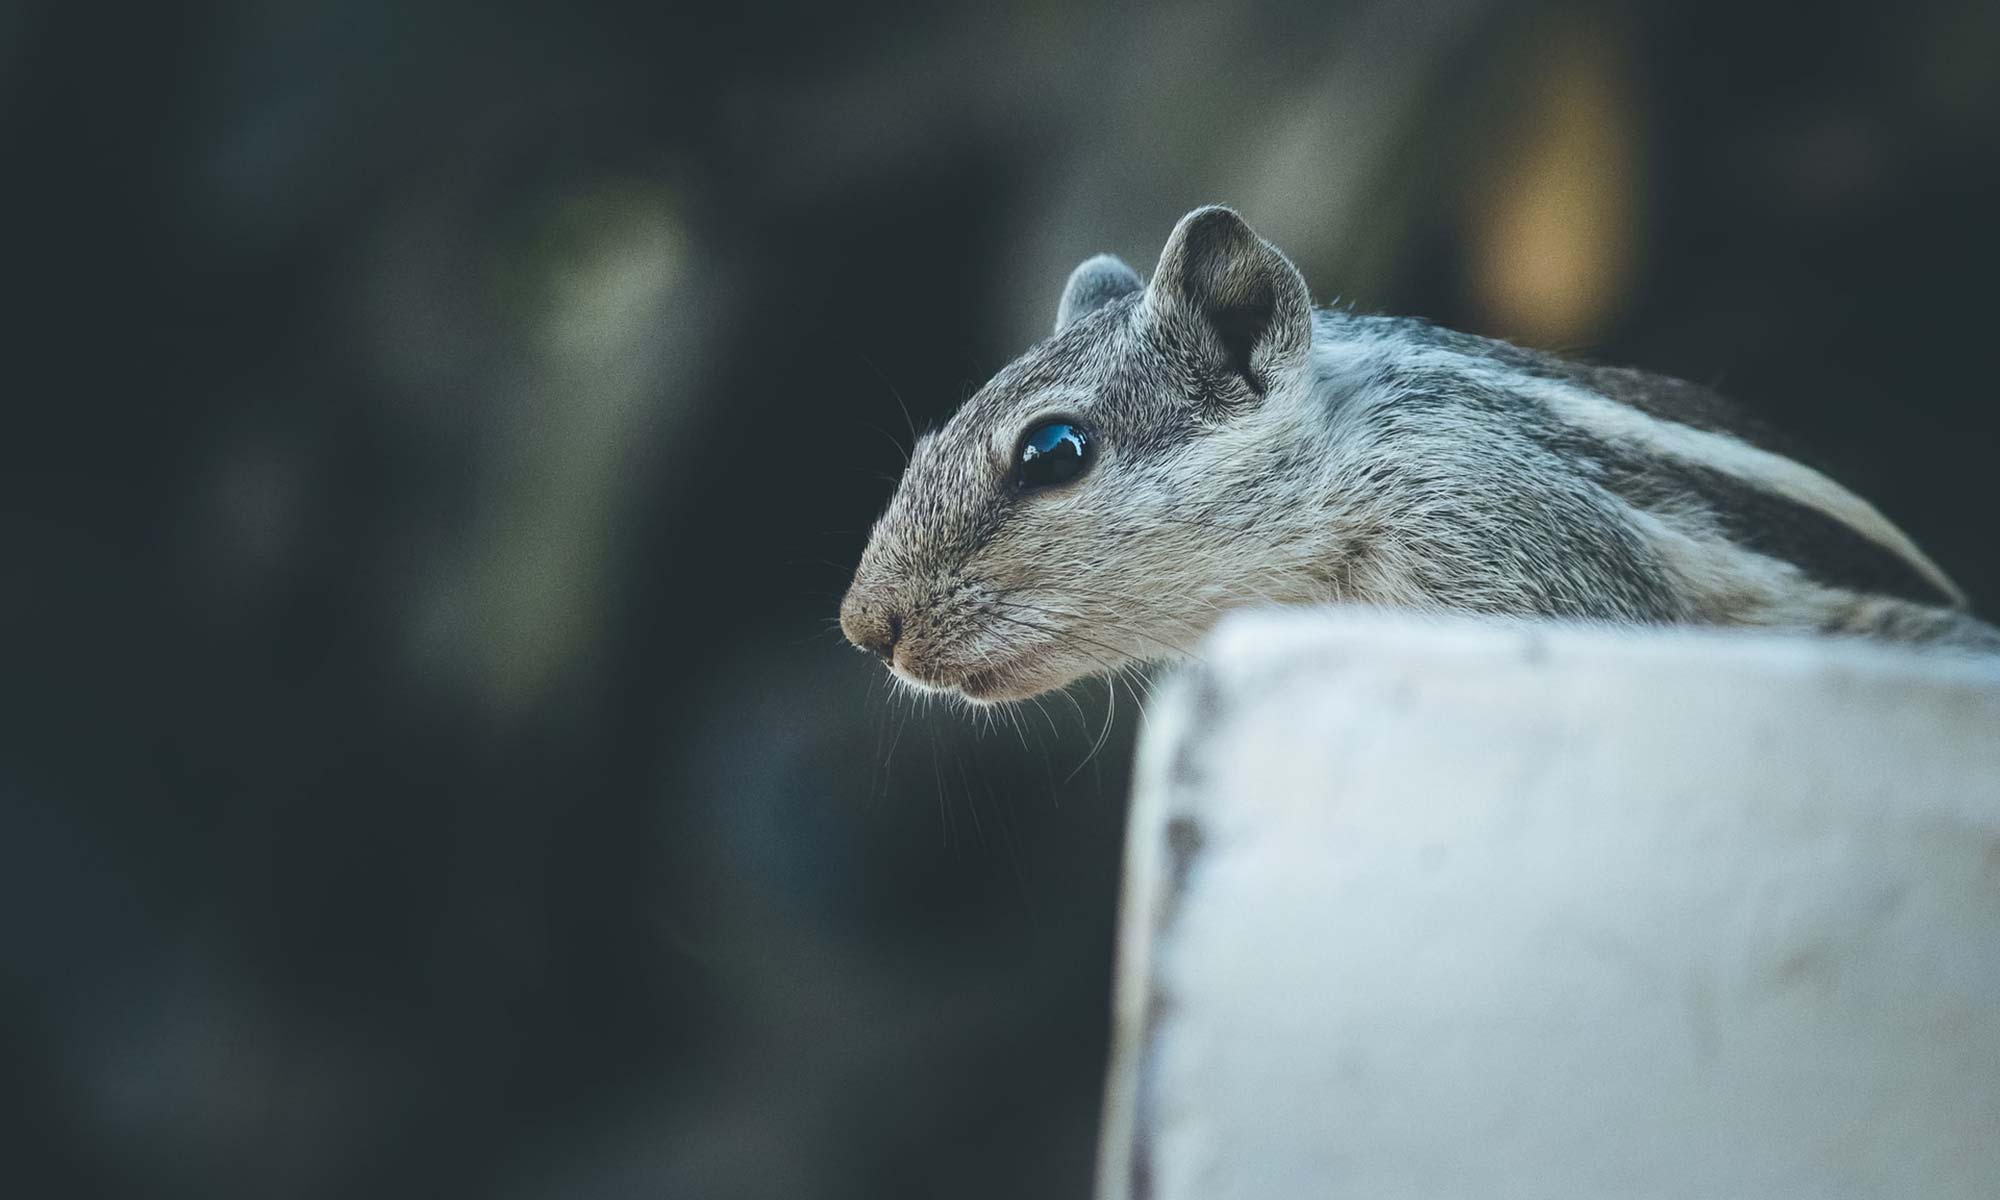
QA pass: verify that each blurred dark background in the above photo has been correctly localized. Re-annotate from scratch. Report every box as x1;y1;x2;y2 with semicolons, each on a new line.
4;0;1996;1195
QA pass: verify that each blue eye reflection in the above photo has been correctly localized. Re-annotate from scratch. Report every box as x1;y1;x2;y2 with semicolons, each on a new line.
1016;421;1092;490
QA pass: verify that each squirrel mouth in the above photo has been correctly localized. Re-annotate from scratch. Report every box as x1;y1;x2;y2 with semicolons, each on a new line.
889;658;1037;705
956;668;1009;701
889;655;999;701
954;664;1058;704
885;624;1068;704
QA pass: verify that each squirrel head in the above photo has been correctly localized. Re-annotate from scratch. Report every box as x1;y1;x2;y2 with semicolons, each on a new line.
841;206;1316;702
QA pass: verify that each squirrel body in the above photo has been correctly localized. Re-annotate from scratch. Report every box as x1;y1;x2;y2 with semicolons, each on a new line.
842;207;1998;702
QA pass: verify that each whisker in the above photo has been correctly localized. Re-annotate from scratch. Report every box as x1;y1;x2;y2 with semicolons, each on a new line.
856;349;921;450
1061;671;1118;789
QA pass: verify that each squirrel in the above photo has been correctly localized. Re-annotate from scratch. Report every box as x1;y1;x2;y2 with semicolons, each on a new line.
841;206;1999;703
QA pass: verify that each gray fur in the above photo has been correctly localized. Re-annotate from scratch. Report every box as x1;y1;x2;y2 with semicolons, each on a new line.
841;206;1999;703
1055;254;1142;333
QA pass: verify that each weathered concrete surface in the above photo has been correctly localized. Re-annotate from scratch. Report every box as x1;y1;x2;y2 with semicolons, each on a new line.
1097;612;2000;1200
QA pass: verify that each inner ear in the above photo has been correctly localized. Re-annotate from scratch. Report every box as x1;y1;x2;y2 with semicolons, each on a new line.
1147;206;1311;395
1208;280;1278;388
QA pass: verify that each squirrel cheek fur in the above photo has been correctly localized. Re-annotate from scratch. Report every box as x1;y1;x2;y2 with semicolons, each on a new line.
842;205;2000;703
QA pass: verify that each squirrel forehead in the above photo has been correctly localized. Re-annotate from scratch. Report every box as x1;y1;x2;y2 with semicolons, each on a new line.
921;296;1201;462
977;301;1137;413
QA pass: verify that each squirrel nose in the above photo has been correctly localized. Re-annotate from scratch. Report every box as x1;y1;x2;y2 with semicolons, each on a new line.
840;593;903;662
876;613;903;661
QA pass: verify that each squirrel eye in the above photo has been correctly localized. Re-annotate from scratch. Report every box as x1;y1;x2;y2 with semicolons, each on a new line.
1016;420;1092;490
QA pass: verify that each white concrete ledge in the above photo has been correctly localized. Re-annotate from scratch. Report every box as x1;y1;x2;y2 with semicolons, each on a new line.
1098;612;2000;1200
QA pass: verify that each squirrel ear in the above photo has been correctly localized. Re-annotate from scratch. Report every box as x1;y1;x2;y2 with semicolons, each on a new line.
1054;254;1142;333
1145;206;1312;394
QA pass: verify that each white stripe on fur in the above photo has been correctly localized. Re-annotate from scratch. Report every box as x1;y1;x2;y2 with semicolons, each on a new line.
1528;379;1967;607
